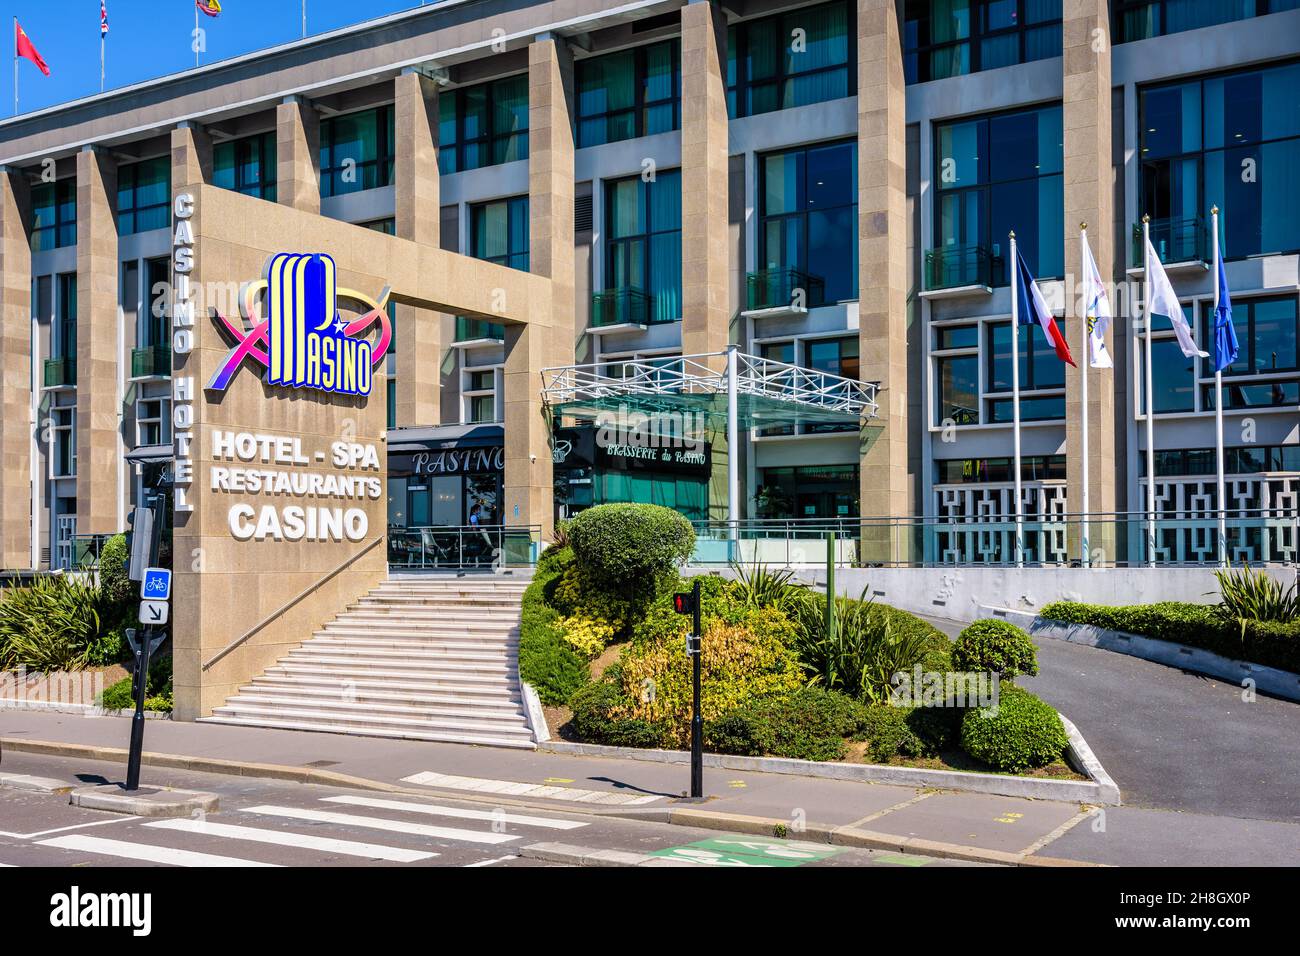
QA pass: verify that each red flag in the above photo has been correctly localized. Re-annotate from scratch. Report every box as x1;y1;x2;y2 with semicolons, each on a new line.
15;22;50;77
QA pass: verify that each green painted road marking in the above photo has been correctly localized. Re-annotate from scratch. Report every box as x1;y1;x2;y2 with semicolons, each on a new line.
874;853;931;867
649;838;844;868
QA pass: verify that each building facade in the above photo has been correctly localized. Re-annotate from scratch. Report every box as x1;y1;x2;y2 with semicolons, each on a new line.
1;0;1297;572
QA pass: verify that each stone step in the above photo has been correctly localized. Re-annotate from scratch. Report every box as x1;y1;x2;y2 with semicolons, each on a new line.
323;619;520;635
288;643;515;664
238;681;524;711
306;634;519;652
208;701;532;735
199;714;536;749
261;667;515;694
222;692;528;724
277;657;513;680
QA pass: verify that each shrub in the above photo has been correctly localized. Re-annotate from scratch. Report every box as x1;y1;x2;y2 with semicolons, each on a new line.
951;619;1039;680
556;614;615;660
1215;560;1299;624
633;575;753;644
0;575;103;672
705;687;872;762
518;558;590;705
97;534;134;610
786;588;945;703
856;704;930;763
904;703;964;755
549;562;632;635
567;504;695;602
610;616;805;746
98;654;173;713
1040;600;1300;674
85;627;126;667
959;686;1068;772
568;681;668;748
730;562;806;615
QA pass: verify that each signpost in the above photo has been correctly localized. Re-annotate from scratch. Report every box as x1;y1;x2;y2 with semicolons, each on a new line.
124;501;169;792
672;578;703;799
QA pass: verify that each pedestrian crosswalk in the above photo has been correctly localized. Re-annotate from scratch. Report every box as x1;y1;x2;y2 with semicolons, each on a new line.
401;770;664;806
16;792;591;868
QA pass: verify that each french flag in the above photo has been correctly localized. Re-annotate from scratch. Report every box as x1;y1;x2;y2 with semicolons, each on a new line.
1015;249;1075;367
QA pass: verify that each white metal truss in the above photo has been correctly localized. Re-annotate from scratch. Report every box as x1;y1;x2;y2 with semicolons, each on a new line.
541;349;878;420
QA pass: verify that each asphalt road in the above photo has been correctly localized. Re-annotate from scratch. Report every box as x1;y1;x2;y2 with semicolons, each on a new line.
0;752;973;869
922;613;1300;823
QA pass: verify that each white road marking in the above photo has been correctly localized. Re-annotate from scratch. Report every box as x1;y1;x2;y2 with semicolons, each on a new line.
321;795;588;830
240;805;517;845
401;771;663;806
0;862;14;867
37;834;278;867
0;816;139;839
464;855;516;868
145;818;437;863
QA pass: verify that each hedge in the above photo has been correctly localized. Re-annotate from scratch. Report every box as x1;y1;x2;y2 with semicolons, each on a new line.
1040;600;1300;674
566;504;695;602
518;547;590;706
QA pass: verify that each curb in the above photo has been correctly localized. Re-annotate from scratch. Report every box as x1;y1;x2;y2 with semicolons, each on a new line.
520;681;550;744
0;700;171;719
540;717;1121;805
70;784;220;818
519;841;701;868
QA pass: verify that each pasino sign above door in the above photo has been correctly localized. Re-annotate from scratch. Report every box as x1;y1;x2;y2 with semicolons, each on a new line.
208;253;393;397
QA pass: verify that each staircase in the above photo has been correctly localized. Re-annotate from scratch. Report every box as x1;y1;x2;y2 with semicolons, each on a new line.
201;574;536;749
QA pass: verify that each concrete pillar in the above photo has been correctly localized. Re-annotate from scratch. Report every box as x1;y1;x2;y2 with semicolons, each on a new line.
171;122;213;193
505;35;576;541
393;71;443;428
75;147;119;536
856;0;910;559
276;96;320;215
1063;0;1116;562
0;168;31;569
528;36;575;372
680;0;730;360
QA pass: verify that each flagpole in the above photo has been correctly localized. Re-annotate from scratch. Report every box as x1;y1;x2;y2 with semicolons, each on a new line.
1010;230;1024;569
13;17;18;117
100;33;104;93
195;5;199;68
1079;222;1091;568
1142;213;1156;568
1212;205;1227;567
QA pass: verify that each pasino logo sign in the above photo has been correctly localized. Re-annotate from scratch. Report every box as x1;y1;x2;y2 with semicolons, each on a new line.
208;253;392;397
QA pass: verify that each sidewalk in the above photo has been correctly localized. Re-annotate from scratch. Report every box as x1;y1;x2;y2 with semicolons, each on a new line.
2;710;1297;866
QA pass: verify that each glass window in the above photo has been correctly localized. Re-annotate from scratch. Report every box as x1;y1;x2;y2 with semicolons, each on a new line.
1202;295;1299;377
1115;0;1298;43
603;170;682;324
320;106;395;197
143;257;170;348
987;321;1067;393
30;178;76;251
471;196;529;272
439;74;529;175
727;1;853;118
56;273;76;360
936;354;979;425
1142;337;1198;413
904;0;1062;84
936;324;978;349
1140;61;1300;261
117;158;171;235
935;454;1066;482
577;41;679;148
759;140;858;302
213;131;277;201
935;104;1063;283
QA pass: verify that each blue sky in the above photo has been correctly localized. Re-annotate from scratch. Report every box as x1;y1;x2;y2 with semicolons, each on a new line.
4;0;429;115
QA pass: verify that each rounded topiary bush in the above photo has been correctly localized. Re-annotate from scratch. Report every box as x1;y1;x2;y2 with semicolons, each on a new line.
951;619;1039;680
959;686;1068;772
567;503;695;599
97;533;133;609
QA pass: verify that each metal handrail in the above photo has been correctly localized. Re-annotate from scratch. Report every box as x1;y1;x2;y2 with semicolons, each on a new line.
201;536;383;672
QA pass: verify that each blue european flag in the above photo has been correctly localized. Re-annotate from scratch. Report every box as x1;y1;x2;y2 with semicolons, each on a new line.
1212;239;1239;374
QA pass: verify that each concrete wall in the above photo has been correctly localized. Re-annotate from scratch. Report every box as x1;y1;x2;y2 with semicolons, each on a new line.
686;564;1298;626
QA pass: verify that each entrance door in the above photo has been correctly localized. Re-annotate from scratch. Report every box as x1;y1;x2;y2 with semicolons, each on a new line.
55;514;76;571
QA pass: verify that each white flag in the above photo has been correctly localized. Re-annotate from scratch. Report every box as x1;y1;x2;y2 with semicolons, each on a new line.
1145;235;1206;359
1080;232;1112;369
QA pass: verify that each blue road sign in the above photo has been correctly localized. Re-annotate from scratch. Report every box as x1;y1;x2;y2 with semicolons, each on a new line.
141;567;172;602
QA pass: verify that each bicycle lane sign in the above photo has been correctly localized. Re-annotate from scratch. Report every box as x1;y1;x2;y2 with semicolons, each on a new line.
141;567;172;602
647;838;843;868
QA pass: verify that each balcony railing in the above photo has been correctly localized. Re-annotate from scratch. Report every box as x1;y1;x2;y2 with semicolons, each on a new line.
746;268;827;312
1133;216;1207;268
131;343;171;378
591;288;655;328
388;524;541;569
43;357;76;388
454;315;505;343
924;244;1002;291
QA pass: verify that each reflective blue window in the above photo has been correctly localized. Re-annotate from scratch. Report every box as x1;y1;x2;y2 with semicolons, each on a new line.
727;1;853;118
213;131;276;201
903;0;1062;84
1115;0;1300;43
31;178;76;251
603;170;682;324
439;74;529;175
577;41;679;148
117;158;171;235
319;106;395;197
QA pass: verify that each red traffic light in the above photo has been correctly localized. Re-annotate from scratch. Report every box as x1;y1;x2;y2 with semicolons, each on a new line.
673;592;695;615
